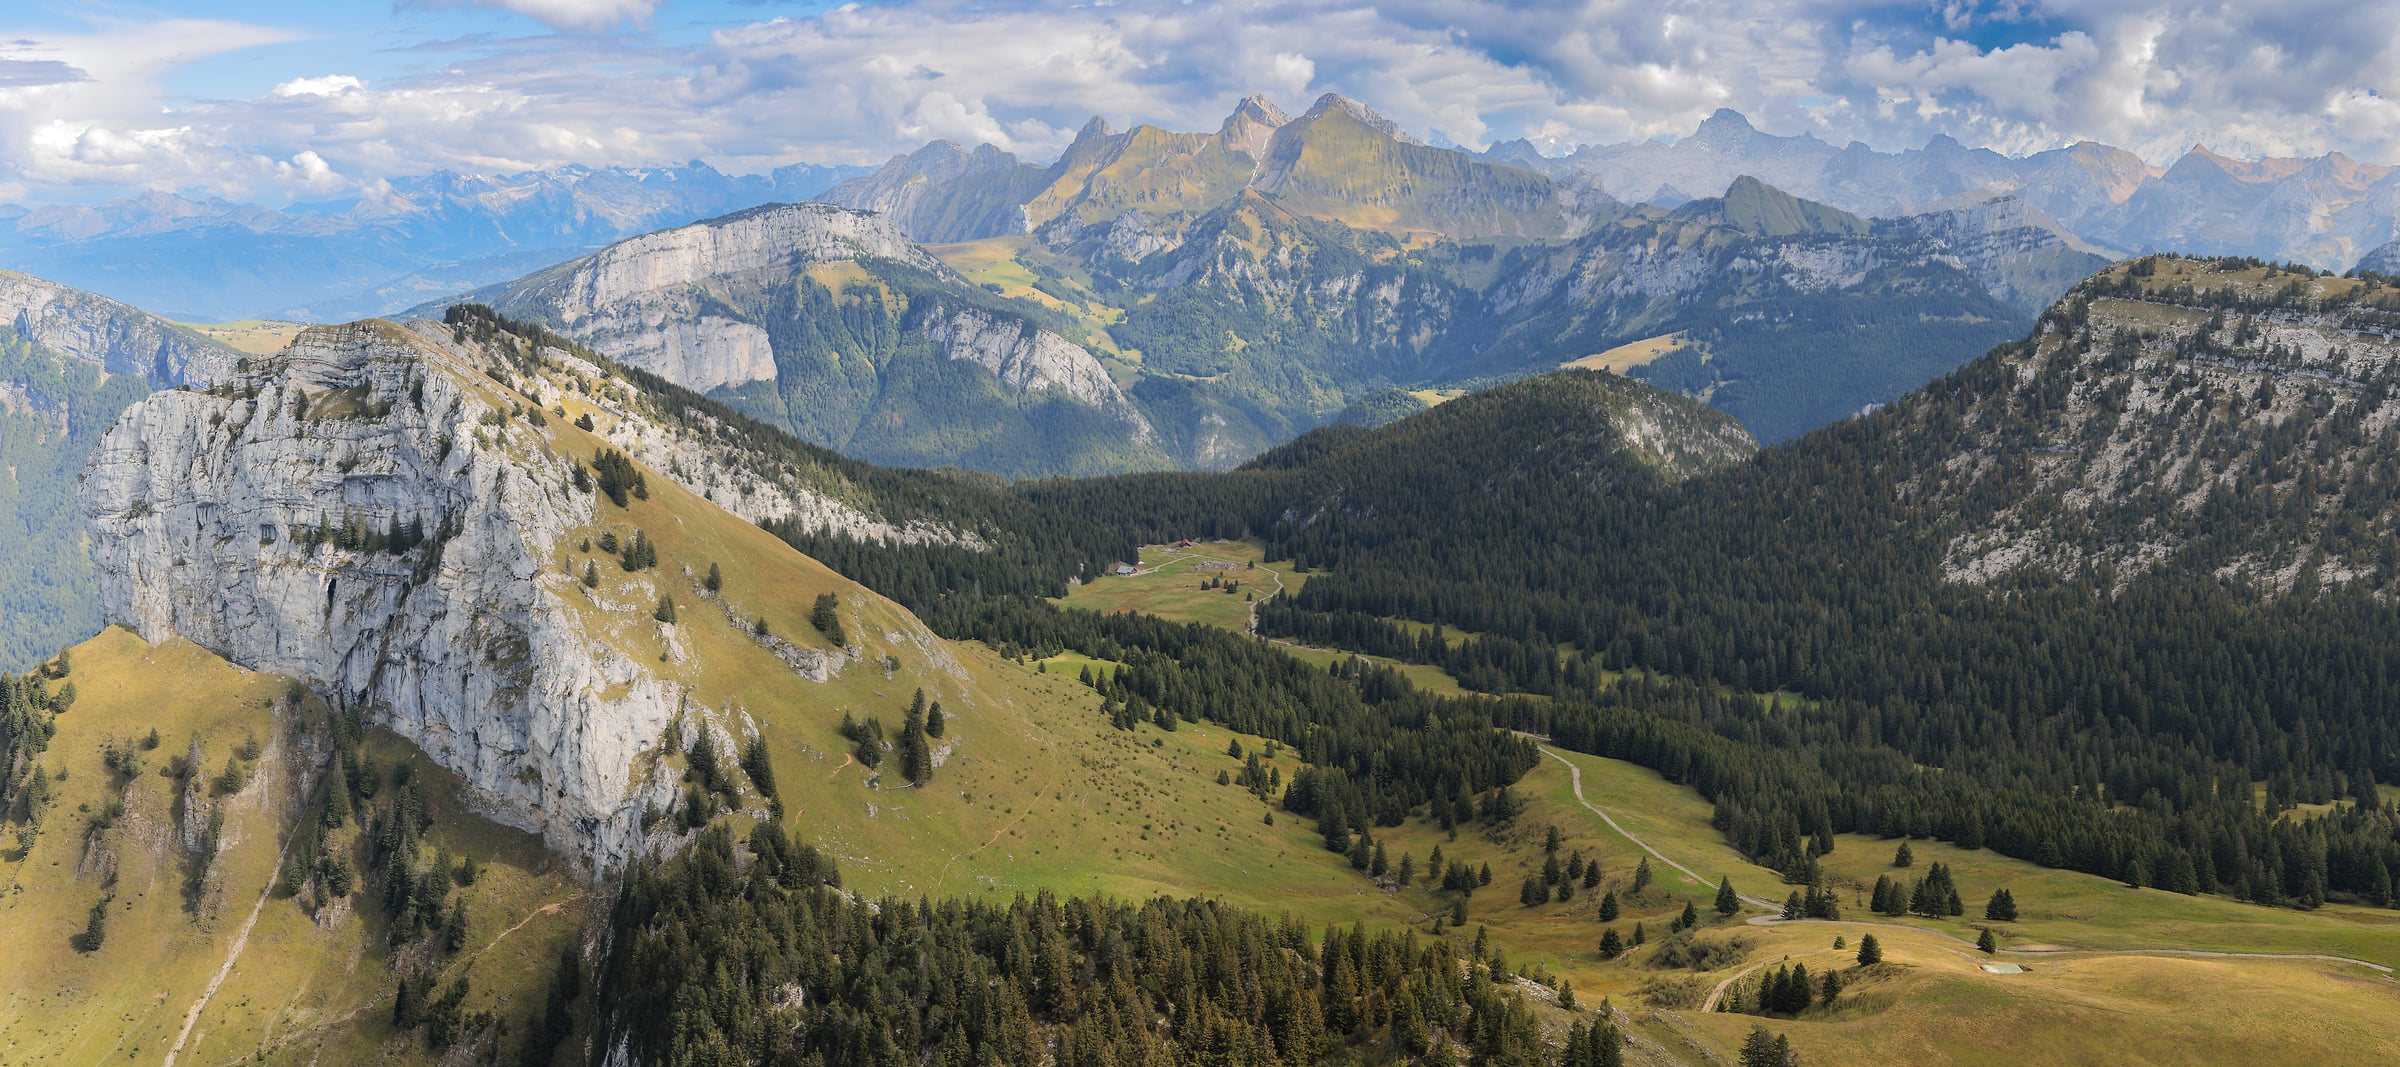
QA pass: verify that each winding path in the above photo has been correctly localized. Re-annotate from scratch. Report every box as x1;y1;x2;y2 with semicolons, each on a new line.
1543;748;1779;909
1544;746;2395;981
162;764;316;1067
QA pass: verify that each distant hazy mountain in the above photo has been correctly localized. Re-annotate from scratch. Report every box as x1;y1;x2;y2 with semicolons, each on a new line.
0;161;869;321
404;95;2110;473
440;202;1165;477
1513;108;2400;270
818;93;1587;248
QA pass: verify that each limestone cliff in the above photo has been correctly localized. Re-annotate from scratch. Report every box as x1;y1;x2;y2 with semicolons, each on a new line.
451;202;1157;471
76;318;978;868
0;270;239;387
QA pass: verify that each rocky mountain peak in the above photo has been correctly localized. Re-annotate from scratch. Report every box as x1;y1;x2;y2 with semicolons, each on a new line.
1688;108;1759;148
1295;92;1423;145
1069;115;1117;147
1219;93;1291;158
1223;93;1291;130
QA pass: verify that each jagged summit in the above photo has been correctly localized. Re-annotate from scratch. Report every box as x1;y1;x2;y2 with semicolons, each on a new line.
1222;93;1291;132
1688;107;1761;146
1293;92;1424;145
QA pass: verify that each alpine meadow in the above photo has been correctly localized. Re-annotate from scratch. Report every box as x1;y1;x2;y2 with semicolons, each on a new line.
1;3;2397;1066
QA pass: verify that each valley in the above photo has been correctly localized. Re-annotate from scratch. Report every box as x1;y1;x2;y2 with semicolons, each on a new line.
0;256;2394;1065
7;7;2400;1065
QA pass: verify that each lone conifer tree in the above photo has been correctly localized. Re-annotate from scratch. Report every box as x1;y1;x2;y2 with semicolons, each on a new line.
1977;927;1998;954
1986;887;2018;921
1894;841;1914;867
1715;877;1741;915
898;702;932;786
1856;933;1882;966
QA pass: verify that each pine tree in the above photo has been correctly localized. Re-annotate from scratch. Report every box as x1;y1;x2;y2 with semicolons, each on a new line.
1370;839;1389;878
1349;833;1372;870
809;593;846;646
1716;877;1741;915
1894;841;1914;867
1632;856;1653;895
1396;852;1415;887
653;595;677;623
1819;968;1842;1005
1985;887;2018;921
582;561;599;588
1674;901;1699;931
1583;859;1603;889
1598;928;1625;958
1739;1026;1794;1067
1856;933;1882;966
1977;927;1998;954
925;701;945;738
1599;890;1620;922
899;702;932;785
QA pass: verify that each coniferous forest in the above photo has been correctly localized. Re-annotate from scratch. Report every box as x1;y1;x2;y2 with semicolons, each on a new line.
791;263;2400;913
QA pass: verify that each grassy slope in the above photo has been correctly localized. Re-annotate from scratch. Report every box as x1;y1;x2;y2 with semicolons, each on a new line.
0;629;585;1066
1475;749;2400;1065
530;369;1401;917
1054;539;1472;696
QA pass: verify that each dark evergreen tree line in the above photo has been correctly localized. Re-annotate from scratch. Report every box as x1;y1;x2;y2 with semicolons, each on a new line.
604;823;1612;1066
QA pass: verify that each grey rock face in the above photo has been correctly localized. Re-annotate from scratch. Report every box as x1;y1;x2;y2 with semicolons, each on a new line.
82;320;681;868
0;270;239;387
472;202;1146;436
918;305;1151;431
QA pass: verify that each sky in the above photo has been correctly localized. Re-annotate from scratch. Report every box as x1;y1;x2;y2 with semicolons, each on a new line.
2;0;2397;203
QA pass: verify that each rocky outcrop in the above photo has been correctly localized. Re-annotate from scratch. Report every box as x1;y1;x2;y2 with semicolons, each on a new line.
919;305;1143;416
458;202;1153;463
1877;194;2115;311
81;320;680;868
484;203;947;393
0;271;239;387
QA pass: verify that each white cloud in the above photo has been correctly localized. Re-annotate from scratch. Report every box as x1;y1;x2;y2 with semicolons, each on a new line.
419;0;663;32
5;1;2400;200
274;75;366;98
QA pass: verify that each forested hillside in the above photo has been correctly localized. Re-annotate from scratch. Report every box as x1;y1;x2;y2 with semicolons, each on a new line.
1002;260;2400;910
0;333;152;667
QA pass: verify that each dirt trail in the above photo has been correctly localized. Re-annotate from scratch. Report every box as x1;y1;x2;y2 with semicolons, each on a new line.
162;775;313;1067
1544;748;1779;909
1245;560;1290;635
1545;747;2393;980
478;894;583;960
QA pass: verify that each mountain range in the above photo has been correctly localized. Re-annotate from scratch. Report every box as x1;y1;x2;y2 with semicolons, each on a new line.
415;94;2105;468
1507;108;2400;272
0;161;869;322
2;240;2397;1062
